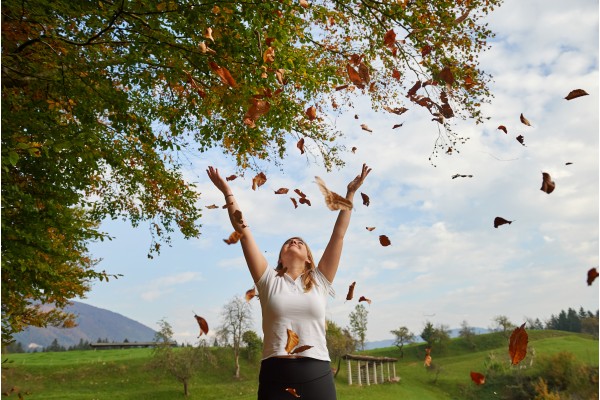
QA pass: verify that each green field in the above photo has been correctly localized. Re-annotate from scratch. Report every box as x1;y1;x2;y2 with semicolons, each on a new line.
2;331;598;399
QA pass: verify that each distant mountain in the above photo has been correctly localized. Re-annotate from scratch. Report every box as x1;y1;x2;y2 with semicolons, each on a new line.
364;327;491;350
13;301;156;350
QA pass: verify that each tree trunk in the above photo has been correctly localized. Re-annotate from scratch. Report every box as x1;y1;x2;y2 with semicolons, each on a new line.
183;379;189;397
234;352;240;379
334;358;341;378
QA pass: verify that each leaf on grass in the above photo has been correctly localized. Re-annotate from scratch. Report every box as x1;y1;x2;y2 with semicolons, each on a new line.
194;314;209;337
470;371;485;385
358;296;372;304
285;388;301;398
297;138;305;154
252;172;267;190
493;217;512;228
520;113;532;127
379;235;391;246
285;329;300;354
540;172;555;194
587;268;599;286
565;89;588;100
346;282;356;301
360;192;370;206
498;125;508;134
245;287;256;302
315;176;353;211
508;323;528;365
223;231;243;244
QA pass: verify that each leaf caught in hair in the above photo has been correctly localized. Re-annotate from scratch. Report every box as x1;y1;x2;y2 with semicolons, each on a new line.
565;89;589;100
360;192;370;206
366;227;375;231
290;345;313;354
290;198;298;208
306;106;317;121
358;296;371;304
206;204;219;209
470;371;485;385
540;172;555;194
587;268;599;286
275;188;289;194
508;323;528;365
285;329;300;354
520;113;532;127
379;235;391;246
516;135;525;146
223;231;243;244
498;125;508;134
245;287;256;302
252;172;267;190
360;124;373;133
194;314;209;337
493;217;512;228
226;175;238;181
346;282;356;301
285;388;301;398
297;138;305;154
315;176;353;211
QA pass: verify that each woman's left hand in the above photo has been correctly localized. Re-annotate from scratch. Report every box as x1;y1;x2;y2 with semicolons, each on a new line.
347;163;372;194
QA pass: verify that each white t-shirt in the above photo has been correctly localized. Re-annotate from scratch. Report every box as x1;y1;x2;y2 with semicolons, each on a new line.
256;266;335;361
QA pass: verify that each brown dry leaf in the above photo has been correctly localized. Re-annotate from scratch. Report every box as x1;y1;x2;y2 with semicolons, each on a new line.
351;147;357;153
306;106;317;121
358;296;372;304
384;106;408;115
245;287;256;302
274;188;289;194
194;314;209;337
298;197;311;206
252;172;267;190
226;175;237;181
290;198;298;208
424;348;432;367
290;345;313;354
244;98;271;126
361;124;373;133
498;125;508;134
346;64;365;87
379;235;391;246
206;204;219;209
407;81;422;97
335;84;349;91
540;172;555;194
360;192;370;206
285;388;301;398
294;189;306;198
263;46;275;63
383;29;396;48
516;135;525;146
346;281;356;301
275;69;285;85
297;138;305;154
366;227;375;231
358;62;370;84
199;41;216;54
223;231;243;244
520;113;532;127
565;89;589;100
209;62;237;87
454;8;471;24
299;0;309;8
315;176;353;211
493;217;512;228
421;44;432;57
233;210;244;226
508;323;528;365
470;371;485;385
587;268;599;286
392;123;403;129
439;66;454;85
285;329;300;354
204;27;214;42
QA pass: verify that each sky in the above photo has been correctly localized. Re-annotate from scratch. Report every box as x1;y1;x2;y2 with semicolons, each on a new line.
83;0;599;345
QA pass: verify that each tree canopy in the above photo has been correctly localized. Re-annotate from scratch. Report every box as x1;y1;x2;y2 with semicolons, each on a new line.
1;0;502;343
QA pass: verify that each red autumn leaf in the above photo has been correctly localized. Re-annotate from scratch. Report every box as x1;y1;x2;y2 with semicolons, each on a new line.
587;268;599;286
379;235;391;246
245;287;256;302
306;106;317;121
516;135;525;146
392;69;401;81
194;314;209;337
346;282;356;301
498;125;508;134
290;198;298;208
294;189;307;198
285;388;301;398
360;124;373;133
223;231;243;244
208;62;237;87
358;296;372;304
366;227;375;231
493;217;512;228
275;188;289;194
206;204;219;209
540;172;555;194
252;172;267;190
565;89;589;100
349;53;362;66
470;371;485;385
285;329;300;354
296;137;305;154
360;192;370;206
290;345;313;354
226;174;237;181
508;323;528;365
520;113;532;127
384;106;408;115
315;177;353;211
383;29;396;48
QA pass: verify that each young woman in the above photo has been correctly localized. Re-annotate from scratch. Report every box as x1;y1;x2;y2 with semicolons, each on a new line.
206;164;371;400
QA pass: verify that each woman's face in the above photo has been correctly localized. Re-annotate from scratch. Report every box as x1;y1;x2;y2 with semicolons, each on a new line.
279;237;309;265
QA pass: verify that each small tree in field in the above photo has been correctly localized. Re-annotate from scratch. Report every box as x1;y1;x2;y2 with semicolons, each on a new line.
390;326;415;358
219;296;253;379
349;304;368;351
149;319;213;397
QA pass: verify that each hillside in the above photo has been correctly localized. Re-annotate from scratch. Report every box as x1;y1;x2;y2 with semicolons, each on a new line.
13;301;156;349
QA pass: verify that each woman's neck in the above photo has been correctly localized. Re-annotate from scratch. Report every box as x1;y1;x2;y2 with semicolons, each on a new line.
283;261;305;280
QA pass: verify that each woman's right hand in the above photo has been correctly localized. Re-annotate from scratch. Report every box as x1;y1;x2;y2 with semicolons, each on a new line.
206;166;231;195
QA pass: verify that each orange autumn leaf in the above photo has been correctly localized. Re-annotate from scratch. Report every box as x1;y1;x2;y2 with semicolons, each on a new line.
379;235;391;246
360;192;370;206
358;62;370;84
245;287;256;302
346;281;356;301
263;46;275;63
252;172;267;190
358;296;371;304
565;89;589;100
274;188;289;194
285;388;301;398
493;217;512;228
540;172;555;194
204;27;214;42
209;62;237;88
346;64;365;87
297;138;305;154
285;329;300;354
587;268;599;286
290;345;313;354
244;98;271;127
306;106;317;121
470;371;485;385
392;69;401;81
508;323;528;365
299;0;309;8
520;113;532;127
315;176;353;211
366;227;375;231
223;231;243;244
194;314;209;337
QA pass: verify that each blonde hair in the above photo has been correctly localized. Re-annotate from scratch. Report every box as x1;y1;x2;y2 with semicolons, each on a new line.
276;237;317;292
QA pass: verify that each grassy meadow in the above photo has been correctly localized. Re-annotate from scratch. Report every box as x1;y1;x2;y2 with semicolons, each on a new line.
2;330;598;399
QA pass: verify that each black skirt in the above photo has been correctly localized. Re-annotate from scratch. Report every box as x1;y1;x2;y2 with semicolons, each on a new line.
258;357;337;400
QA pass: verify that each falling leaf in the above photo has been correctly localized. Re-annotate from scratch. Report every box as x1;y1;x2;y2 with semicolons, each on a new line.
516;135;525;146
587;268;599;286
379;235;391;246
392;123;403;129
275;69;286;85
520;113;532;127
424;347;432;367
360;124;373;133
223;231;243;244
421;44;432;57
407;81;422;97
346;282;356;301
252;172;267;190
306;106;317;121
290;345;313;354
263;46;275;63
384;106;408;115
208;62;237;88
508;323;528;365
194;314;209;337
297;138;305;154
351;147;357;153
274;188;289;194
290;198;298;208
470;371;485;385
493;217;512;228
204;27;214;42
498;125;508;134
454;8;471;24
392;69;401;80
565;162;573;166
451;174;473;179
285;388;301;398
354;114;359;119
298;197;311;206
358;296;372;304
540;172;555;194
244;98;271;126
245;287;256;302
366;227;375;231
565;89;588;100
335;84;349;91
315;176;353;211
206;204;219;209
358;62;370;84
198;41;216;54
438;66;454;85
299;0;309;8
360;192;370;206
285;329;300;354
383;29;396;48
346;64;365;87
226;175;237;181
294;189;307;198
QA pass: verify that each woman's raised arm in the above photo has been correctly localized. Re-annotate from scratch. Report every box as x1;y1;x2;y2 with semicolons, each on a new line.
318;164;372;283
206;166;268;283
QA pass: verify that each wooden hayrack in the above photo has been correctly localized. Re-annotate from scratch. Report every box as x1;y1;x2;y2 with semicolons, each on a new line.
342;354;399;385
